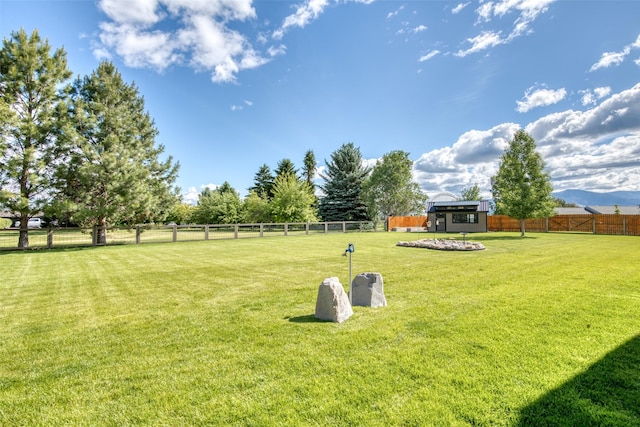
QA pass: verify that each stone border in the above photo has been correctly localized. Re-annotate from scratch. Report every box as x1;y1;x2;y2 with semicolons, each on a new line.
397;238;486;251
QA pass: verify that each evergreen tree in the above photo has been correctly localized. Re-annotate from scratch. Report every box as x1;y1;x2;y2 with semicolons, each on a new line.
274;158;298;181
362;150;427;227
302;149;316;189
491;129;554;236
318;142;370;221
54;61;179;243
248;164;274;199
0;29;72;248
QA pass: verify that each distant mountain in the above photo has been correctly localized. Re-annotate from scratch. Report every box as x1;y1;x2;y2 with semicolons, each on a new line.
552;190;640;207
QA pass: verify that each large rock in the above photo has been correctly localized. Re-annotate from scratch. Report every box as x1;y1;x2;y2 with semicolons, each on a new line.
315;277;353;323
350;272;387;308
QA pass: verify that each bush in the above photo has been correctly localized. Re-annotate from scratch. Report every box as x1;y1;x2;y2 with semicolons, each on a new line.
0;218;12;229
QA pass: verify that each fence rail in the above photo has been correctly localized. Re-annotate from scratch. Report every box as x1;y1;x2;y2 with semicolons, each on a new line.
488;214;639;235
0;221;375;251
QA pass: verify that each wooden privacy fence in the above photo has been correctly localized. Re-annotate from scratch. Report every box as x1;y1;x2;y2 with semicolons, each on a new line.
388;214;639;236
488;214;639;235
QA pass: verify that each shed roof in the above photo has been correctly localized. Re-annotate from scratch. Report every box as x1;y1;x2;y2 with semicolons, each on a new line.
426;200;490;212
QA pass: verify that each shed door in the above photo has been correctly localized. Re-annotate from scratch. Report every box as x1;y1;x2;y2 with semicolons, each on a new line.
436;213;446;232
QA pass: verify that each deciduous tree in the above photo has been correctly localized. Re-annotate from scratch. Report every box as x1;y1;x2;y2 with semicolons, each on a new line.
270;173;318;223
362;150;427;228
0;29;72;248
491;129;554;236
459;183;482;201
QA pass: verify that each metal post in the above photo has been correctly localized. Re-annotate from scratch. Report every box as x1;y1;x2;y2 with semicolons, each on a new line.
343;243;355;304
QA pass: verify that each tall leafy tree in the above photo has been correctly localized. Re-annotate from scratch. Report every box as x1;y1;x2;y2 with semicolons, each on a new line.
192;182;242;224
270;173;318;223
248;164;274;199
459;183;482;201
0;29;72;248
318;142;370;221
54;61;179;243
491;129;554;236
362;150;427;227
242;191;272;223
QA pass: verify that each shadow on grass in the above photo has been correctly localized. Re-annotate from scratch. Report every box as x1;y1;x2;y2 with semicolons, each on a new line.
286;314;328;323
517;334;640;425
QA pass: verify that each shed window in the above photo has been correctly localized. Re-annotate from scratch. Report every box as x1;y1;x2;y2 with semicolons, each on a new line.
452;213;478;224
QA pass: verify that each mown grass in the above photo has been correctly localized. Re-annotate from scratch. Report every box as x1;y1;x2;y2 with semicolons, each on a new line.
0;232;638;426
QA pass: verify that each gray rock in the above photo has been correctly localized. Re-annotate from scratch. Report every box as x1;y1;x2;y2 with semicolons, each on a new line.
350;272;387;308
315;277;353;323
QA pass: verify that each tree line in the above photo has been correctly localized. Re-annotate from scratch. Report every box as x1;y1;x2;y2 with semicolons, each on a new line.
2;29;557;248
1;29;179;247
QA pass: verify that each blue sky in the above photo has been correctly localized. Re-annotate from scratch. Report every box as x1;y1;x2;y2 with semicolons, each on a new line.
2;0;639;203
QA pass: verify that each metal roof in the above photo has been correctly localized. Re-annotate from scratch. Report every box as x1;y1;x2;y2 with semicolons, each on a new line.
426;200;490;212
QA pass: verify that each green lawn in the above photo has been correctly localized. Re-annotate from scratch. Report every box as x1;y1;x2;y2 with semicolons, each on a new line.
1;232;638;426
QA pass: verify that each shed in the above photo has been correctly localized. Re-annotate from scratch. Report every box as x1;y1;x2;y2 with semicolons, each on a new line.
426;200;490;233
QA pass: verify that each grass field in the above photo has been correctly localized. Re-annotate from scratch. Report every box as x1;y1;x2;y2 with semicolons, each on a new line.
1;232;638;426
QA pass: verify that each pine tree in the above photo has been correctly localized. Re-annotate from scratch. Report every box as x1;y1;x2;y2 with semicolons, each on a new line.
318;142;370;221
0;29;72;248
54;61;179;244
248;164;274;199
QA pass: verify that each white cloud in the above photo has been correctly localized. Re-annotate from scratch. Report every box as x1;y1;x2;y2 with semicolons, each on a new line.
419;50;440;62
590;33;640;71
456;0;554;57
272;0;329;40
452;3;470;14
516;86;567;113
413;83;640;195
387;5;405;20
182;184;219;204
412;25;428;34
580;86;611;106
455;31;504;57
95;0;267;83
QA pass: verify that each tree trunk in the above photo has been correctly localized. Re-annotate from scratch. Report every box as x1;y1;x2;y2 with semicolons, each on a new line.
97;217;107;245
17;215;29;249
520;219;526;237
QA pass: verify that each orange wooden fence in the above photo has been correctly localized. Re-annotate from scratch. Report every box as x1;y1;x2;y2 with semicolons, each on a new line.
388;214;639;236
488;214;639;236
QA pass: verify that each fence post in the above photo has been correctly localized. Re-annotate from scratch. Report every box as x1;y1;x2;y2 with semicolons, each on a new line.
47;227;53;249
173;225;177;242
324;222;328;234
234;224;239;239
342;222;346;233
136;226;141;244
306;223;309;235
205;225;209;240
92;225;98;246
545;217;549;233
284;223;288;236
592;216;596;234
260;223;264;237
623;217;627;236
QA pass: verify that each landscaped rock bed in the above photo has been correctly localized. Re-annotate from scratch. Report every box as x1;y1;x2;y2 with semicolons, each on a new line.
397;238;486;251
